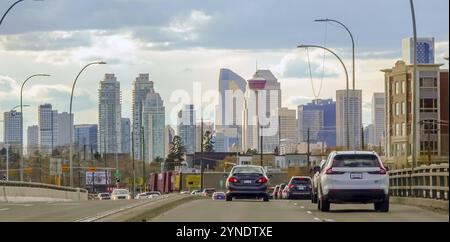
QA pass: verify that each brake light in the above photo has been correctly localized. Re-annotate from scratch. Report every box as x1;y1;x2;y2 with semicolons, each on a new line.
257;177;268;183
228;177;238;183
288;184;294;189
368;168;387;175
325;167;345;175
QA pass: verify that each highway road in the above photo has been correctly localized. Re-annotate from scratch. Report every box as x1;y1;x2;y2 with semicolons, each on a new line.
151;198;449;222
1;197;448;222
0;199;145;222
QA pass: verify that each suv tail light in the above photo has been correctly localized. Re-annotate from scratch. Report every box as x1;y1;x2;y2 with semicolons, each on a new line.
228;177;238;183
325;167;345;175
257;177;268;184
368;168;387;175
288;184;295;189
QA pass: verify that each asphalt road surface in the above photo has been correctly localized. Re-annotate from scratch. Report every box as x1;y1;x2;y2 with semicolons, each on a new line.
151;198;449;222
0;199;141;222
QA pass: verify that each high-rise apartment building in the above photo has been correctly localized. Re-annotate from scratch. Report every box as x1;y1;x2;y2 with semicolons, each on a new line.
27;125;39;156
142;90;165;162
98;74;122;155
121;118;131;154
372;93;385;147
3;110;22;152
38;104;58;154
74;124;98;154
57;112;73;148
132;74;154;160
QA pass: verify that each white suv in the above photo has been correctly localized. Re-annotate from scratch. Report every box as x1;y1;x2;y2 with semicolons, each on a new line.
315;151;389;212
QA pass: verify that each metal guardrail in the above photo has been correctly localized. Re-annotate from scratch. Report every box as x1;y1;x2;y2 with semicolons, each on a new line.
389;164;449;200
0;181;88;193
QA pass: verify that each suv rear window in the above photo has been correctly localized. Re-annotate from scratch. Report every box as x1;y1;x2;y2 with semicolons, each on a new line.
332;154;380;167
291;178;311;185
232;166;265;174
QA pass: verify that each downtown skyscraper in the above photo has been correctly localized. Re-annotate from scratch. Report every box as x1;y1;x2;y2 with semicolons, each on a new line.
98;74;122;155
372;93;385;146
178;104;196;155
336;90;362;149
3;110;22;152
297;99;336;148
215;68;247;152
132;74;154;160
38;104;58;154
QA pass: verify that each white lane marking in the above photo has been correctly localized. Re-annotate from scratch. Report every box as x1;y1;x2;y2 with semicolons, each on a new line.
0;208;10;212
313;217;321;221
324;219;335;222
23;204;33;207
300;206;304;209
293;203;298;206
306;211;312;214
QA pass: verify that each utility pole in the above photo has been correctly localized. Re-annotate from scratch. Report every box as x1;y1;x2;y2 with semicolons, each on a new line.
131;131;136;197
361;127;365;151
307;128;310;170
260;122;263;167
200;117;204;192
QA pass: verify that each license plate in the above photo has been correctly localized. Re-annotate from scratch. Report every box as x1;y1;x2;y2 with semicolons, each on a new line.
297;186;305;190
243;180;252;184
350;173;363;179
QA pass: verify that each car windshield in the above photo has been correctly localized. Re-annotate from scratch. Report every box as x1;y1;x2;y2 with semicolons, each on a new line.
291;178;311;185
333;154;380;167
232;166;265;174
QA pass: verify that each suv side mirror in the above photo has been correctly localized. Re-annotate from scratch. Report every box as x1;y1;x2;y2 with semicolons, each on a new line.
313;166;321;173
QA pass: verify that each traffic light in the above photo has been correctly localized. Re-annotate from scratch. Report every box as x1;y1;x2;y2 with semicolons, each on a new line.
116;178;120;183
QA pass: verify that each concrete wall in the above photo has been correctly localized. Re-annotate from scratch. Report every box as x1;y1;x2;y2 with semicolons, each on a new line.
1;182;88;203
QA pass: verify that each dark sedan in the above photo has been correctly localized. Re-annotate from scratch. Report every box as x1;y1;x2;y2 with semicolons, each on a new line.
225;165;271;202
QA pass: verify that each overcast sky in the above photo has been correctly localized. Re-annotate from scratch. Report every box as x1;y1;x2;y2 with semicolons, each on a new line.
0;0;449;142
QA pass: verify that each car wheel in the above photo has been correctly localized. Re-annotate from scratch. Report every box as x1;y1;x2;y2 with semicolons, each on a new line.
319;196;330;212
374;196;389;212
263;195;269;202
226;195;232;201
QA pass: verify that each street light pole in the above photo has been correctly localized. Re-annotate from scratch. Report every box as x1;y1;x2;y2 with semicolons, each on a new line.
315;18;355;91
1;0;45;27
297;44;350;149
19;74;50;181
409;0;418;197
69;61;106;187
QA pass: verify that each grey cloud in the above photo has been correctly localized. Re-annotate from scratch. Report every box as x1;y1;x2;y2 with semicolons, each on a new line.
0;31;92;51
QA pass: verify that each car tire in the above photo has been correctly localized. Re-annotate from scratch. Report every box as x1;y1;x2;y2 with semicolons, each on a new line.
374;196;389;212
319;196;330;212
263;195;269;202
226;195;232;202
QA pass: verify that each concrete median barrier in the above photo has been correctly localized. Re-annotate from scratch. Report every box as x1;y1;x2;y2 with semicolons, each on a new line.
1;181;88;202
391;196;449;212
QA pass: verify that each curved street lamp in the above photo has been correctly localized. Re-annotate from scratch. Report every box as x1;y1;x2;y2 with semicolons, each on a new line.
1;0;44;27
297;44;350;149
20;74;50;182
69;61;106;187
314;18;355;91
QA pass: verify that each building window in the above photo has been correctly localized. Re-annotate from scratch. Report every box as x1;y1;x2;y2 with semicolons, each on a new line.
402;102;406;115
396;103;400;116
420;99;438;112
402;81;406;94
395;82;400;95
402;123;406;136
396;123;400;136
419;77;438;88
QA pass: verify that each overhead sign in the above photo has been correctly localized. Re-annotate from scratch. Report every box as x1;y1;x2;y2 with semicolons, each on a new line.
86;171;109;185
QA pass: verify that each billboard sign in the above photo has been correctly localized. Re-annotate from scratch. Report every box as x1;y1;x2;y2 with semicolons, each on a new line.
85;171;109;185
